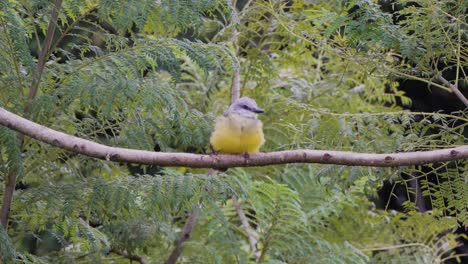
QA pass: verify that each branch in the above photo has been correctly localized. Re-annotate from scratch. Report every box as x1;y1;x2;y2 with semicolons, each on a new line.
165;206;201;264
1;107;468;168
0;172;16;226
1;0;63;229
231;67;241;103
232;197;260;261
27;0;63;107
230;0;240;103
436;74;468;108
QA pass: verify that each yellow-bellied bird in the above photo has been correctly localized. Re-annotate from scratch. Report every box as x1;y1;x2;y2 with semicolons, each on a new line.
210;97;265;154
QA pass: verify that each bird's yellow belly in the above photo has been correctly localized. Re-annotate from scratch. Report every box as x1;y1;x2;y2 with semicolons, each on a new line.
210;115;264;154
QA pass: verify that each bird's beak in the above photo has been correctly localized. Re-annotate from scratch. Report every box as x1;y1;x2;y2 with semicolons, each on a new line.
252;107;264;113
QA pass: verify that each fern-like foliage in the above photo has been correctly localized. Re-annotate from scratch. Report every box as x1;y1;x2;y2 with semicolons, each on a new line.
0;224;16;263
11;171;235;261
0;0;467;263
371;212;462;263
418;161;468;226
0;127;23;177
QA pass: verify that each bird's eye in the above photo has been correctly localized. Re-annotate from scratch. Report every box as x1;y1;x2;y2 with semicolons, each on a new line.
242;105;249;110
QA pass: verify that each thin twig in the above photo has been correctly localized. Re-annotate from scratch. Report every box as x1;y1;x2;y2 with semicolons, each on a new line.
232;197;260;261
165;206;201;264
436;74;468;108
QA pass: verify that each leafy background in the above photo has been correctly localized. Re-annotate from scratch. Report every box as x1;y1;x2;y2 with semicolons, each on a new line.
0;0;467;263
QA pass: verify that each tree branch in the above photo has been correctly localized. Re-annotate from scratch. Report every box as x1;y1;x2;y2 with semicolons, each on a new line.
165;206;201;264
0;107;468;168
230;0;240;103
0;172;16;226
231;67;241;102
437;74;468;108
1;0;63;229
27;0;63;109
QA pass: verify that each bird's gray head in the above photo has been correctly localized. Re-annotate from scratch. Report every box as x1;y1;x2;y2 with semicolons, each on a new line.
226;97;264;118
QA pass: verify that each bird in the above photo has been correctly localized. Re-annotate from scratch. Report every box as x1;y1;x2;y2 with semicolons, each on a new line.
210;97;265;154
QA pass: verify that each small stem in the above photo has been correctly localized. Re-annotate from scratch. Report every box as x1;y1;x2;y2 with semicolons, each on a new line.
360;242;432;252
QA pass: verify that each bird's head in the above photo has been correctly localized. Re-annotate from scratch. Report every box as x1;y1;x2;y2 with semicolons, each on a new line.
227;97;264;119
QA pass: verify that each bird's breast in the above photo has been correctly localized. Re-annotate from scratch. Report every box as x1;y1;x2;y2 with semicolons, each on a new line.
210;114;265;154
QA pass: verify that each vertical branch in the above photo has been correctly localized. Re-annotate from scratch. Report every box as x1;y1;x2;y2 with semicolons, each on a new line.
1;0;63;228
229;3;260;261
25;0;63;115
230;0;241;103
232;197;260;261
455;22;461;92
0;172;16;227
231;67;241;103
165;205;201;264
